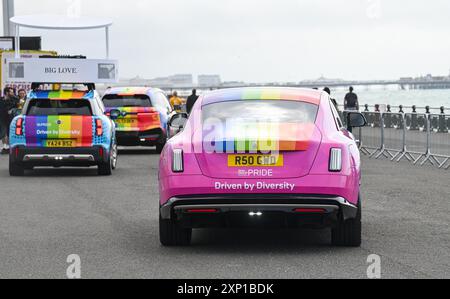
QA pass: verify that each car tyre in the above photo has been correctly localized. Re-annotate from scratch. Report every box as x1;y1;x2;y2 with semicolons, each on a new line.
331;197;362;247
156;142;165;154
9;155;24;177
98;143;117;176
159;214;192;246
155;132;167;154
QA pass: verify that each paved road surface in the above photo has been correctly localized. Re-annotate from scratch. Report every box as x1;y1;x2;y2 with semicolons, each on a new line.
0;148;448;279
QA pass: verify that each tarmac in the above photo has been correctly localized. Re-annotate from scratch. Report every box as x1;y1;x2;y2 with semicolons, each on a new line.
0;147;448;279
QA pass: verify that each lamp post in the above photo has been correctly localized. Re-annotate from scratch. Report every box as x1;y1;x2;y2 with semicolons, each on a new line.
2;0;15;36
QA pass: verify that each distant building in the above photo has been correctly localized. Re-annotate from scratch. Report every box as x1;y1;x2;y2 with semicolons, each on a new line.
148;77;172;88
147;74;193;88
221;81;245;88
198;75;221;87
169;74;193;88
127;76;150;86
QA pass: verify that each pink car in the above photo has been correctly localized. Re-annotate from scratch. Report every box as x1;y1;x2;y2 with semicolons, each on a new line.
159;88;367;247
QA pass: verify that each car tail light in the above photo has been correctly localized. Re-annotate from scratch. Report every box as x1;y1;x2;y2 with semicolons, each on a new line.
172;149;184;172
186;209;218;213
294;208;326;213
15;118;23;136
95;119;103;136
329;148;342;172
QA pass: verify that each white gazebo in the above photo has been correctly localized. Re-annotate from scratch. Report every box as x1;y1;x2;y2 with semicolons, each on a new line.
10;15;113;58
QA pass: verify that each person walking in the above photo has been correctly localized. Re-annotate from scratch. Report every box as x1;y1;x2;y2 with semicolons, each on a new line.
344;86;359;111
186;89;199;114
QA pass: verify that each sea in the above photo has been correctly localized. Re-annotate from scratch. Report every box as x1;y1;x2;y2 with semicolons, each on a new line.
331;87;450;111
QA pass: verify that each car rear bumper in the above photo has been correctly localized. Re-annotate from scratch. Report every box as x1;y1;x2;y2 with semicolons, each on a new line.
159;174;359;206
160;194;358;229
116;128;165;146
10;146;108;167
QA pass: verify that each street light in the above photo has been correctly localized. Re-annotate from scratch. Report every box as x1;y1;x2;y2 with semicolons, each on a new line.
2;0;15;36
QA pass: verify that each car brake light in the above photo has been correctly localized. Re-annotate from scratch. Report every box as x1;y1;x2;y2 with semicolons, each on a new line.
15;118;23;136
172;149;184;172
294;208;326;213
95;119;103;136
329;148;342;172
186;209;218;213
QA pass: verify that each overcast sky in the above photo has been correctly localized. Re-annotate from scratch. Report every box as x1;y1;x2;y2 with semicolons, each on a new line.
3;0;450;82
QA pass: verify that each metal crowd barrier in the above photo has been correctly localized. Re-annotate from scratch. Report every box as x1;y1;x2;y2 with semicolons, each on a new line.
341;105;450;170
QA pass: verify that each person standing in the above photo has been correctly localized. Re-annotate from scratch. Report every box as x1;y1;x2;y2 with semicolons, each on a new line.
0;95;9;153
186;89;199;114
170;91;184;113
17;88;27;111
0;87;18;154
344;86;359;111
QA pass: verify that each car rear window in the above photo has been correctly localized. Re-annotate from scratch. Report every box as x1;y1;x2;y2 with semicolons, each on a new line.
27;99;93;116
202;100;319;124
103;94;152;108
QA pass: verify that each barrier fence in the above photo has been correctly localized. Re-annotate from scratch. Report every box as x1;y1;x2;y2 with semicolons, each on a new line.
340;105;450;170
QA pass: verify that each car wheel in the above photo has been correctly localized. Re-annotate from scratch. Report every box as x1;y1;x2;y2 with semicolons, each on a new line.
110;142;118;170
159;214;192;246
9;155;24;177
155;134;167;154
331;197;362;247
156;143;165;154
98;146;114;176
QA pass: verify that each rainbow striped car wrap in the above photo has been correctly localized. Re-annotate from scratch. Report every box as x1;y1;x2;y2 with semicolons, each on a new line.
105;107;163;132
32;90;90;100
201;87;320;152
103;87;168;133
9;90;113;149
202;87;321;107
206;122;316;152
23;116;94;147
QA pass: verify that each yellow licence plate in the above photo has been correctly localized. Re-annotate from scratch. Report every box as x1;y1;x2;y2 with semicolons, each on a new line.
228;155;284;167
116;118;136;124
45;140;76;148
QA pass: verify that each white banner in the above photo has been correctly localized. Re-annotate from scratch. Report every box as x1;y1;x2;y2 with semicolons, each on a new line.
4;58;119;84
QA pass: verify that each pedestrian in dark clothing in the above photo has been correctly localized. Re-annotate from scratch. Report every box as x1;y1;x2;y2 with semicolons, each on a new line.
186;89;199;114
0;98;9;140
0;87;19;153
344;86;359;111
323;87;339;111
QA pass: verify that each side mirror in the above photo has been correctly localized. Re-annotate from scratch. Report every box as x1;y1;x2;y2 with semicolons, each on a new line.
347;112;367;128
109;109;121;120
169;113;188;137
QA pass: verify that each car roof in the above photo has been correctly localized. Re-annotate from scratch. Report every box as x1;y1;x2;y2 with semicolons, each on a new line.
29;90;95;100
103;87;156;96
201;87;323;106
